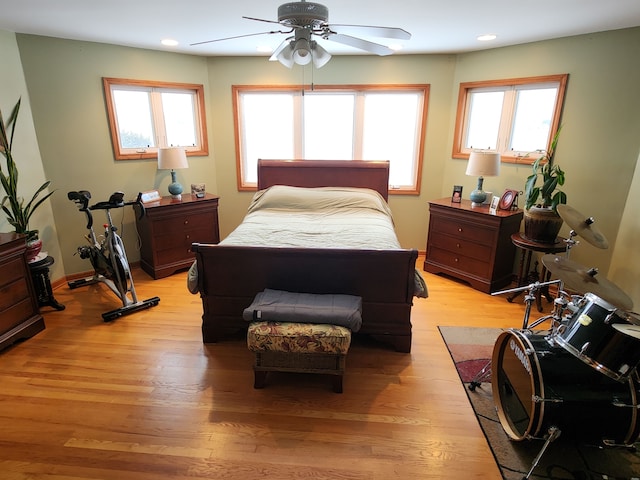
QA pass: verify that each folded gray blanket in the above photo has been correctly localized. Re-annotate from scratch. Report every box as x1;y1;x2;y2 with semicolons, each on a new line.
242;289;362;332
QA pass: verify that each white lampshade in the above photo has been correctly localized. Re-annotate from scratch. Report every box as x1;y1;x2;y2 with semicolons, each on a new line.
157;147;188;170
465;151;501;206
465;151;501;177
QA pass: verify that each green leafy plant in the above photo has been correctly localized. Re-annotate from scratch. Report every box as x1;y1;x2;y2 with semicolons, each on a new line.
0;98;54;242
524;127;567;212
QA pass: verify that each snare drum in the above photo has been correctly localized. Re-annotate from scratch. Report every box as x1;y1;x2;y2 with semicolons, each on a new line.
492;329;640;445
553;293;640;381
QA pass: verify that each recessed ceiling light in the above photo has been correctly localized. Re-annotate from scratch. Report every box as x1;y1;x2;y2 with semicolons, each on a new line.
477;34;497;42
161;38;179;47
389;44;403;51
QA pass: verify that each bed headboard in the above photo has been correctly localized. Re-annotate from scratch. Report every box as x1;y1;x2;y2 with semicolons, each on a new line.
257;160;390;201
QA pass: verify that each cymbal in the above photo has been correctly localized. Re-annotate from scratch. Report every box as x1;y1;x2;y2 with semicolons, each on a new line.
557;204;609;249
542;254;633;311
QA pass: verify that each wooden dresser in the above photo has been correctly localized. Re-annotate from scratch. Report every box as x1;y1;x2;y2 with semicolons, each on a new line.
135;193;220;279
0;232;45;351
424;198;523;293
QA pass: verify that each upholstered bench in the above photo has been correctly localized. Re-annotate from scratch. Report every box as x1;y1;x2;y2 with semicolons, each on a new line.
247;321;352;393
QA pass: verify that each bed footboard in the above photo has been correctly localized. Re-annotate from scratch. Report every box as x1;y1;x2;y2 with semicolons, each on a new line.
192;244;418;352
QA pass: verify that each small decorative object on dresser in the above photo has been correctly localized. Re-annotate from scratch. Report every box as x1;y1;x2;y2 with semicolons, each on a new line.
498;189;519;211
451;185;463;203
134;193;220;279
424;197;523;293
191;183;206;198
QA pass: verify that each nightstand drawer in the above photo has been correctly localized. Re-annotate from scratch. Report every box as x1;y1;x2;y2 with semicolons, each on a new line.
152;211;216;232
428;232;492;260
428;247;490;278
1;257;26;287
430;217;494;246
154;227;216;250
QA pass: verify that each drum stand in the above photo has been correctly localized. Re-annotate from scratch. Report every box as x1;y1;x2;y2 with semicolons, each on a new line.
523;426;561;480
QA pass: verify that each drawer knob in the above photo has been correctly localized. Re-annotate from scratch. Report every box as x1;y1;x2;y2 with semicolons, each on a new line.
454;258;459;263
456;243;461;248
184;220;189;225
186;234;190;240
458;227;463;232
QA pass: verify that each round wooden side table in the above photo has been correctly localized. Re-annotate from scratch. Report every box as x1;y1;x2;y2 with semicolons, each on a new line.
507;233;567;312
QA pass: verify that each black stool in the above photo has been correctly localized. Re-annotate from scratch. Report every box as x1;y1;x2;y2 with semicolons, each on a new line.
29;256;65;311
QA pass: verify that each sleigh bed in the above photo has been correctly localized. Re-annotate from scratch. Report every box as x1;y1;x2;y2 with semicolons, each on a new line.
191;160;426;352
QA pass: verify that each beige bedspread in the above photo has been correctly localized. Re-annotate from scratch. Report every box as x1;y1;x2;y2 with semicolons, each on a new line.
220;186;427;297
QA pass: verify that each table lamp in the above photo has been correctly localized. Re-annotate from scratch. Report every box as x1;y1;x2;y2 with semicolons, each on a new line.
158;147;189;199
465;151;501;206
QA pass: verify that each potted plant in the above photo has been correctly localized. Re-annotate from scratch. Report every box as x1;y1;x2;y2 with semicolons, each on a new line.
522;127;567;244
0;98;54;260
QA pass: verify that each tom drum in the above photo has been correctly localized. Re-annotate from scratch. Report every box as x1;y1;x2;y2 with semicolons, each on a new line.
554;292;640;381
492;329;640;445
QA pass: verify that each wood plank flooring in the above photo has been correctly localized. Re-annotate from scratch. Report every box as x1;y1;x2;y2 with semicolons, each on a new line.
0;257;534;479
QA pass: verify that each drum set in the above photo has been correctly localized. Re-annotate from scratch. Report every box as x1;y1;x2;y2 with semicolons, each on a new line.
471;205;639;479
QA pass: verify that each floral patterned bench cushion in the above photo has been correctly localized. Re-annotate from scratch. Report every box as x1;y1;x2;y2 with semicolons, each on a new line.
247;321;351;355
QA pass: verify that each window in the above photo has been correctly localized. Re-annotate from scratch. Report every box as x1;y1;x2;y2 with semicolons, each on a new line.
452;74;568;164
233;84;429;193
103;78;208;160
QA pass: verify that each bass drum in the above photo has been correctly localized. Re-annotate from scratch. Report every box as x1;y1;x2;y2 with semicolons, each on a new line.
492;329;640;445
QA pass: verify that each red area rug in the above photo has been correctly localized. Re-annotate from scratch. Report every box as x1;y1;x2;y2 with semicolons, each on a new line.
438;325;640;480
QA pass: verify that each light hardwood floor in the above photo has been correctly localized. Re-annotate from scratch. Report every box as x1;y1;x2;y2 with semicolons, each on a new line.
0;256;534;479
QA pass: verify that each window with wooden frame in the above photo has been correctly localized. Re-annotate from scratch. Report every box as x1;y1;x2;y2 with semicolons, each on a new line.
103;78;208;160
233;84;429;194
452;74;568;164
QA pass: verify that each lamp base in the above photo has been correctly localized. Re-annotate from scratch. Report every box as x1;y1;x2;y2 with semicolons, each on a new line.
469;176;487;207
168;170;183;200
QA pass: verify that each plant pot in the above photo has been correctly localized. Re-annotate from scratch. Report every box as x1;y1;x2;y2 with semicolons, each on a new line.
523;207;564;244
25;238;43;263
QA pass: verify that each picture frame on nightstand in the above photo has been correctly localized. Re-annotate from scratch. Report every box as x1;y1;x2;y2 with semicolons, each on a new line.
451;185;463;203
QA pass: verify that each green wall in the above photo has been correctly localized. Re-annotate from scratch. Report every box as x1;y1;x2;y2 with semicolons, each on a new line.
5;27;640;308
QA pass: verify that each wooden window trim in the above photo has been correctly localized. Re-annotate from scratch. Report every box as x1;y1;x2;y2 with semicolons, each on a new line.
452;74;568;165
103;77;209;161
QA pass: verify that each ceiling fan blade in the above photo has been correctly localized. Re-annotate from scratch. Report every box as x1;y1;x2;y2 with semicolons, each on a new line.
328;24;411;40
190;30;291;46
242;16;284;26
328;33;394;56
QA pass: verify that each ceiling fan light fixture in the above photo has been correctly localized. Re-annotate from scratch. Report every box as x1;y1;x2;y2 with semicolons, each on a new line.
274;42;295;68
311;41;331;68
292;37;312;64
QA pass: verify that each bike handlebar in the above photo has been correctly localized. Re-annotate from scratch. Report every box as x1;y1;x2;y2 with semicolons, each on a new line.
68;191;146;230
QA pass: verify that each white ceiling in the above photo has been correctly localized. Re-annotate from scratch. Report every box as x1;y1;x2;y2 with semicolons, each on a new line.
1;0;640;57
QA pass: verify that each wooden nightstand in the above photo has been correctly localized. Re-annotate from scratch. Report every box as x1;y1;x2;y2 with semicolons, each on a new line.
135;193;220;279
0;232;46;351
424;198;523;293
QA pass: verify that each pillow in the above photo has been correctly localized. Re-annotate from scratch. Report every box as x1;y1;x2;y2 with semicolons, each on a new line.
247;185;391;217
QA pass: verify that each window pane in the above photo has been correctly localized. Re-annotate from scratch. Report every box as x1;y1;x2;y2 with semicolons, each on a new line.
510;88;558;152
241;93;294;184
362;93;420;187
113;89;155;148
303;94;354;159
162;92;197;147
465;91;503;150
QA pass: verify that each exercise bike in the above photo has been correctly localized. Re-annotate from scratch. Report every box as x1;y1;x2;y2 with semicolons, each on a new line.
67;190;160;321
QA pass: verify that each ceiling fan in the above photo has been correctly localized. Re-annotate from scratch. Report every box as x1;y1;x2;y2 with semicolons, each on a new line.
191;0;411;68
